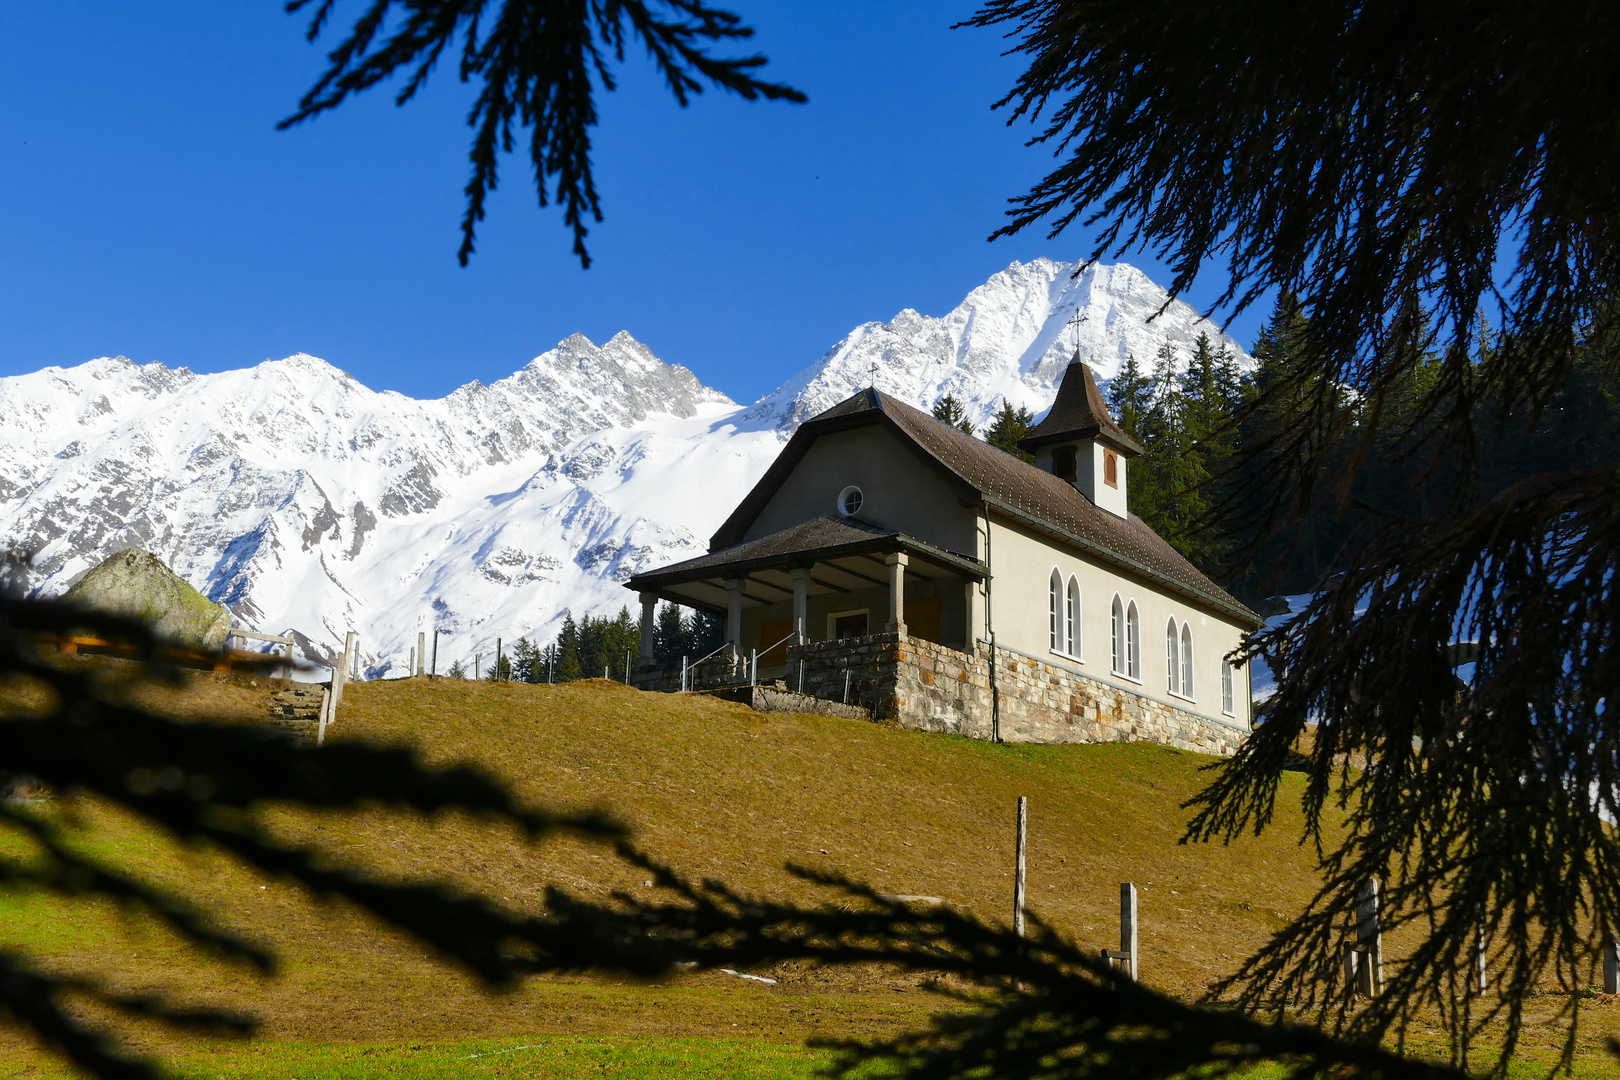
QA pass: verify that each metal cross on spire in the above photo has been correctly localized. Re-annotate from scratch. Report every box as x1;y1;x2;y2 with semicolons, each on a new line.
1068;305;1088;360
868;361;879;387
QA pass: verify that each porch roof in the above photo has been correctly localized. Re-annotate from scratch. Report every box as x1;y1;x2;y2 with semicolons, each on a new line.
626;515;987;614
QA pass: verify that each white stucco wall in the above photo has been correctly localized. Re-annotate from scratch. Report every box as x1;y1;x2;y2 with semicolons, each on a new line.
971;515;1251;730
1031;438;1129;519
1079;442;1129;519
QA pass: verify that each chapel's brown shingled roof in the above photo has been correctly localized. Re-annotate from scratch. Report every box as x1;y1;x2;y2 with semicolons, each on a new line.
797;388;1260;627
1019;358;1144;455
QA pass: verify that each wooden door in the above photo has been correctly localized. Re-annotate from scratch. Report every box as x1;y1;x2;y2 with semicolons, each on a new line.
758;618;792;665
906;597;941;645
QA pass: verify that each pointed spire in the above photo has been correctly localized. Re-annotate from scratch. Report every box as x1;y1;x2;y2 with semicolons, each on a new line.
1019;360;1143;456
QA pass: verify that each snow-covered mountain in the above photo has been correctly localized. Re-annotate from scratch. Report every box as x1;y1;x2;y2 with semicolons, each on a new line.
0;258;1246;678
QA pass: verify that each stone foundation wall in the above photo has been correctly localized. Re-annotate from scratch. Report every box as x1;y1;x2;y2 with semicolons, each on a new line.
632;632;1247;757
792;632;1247;757
632;654;745;693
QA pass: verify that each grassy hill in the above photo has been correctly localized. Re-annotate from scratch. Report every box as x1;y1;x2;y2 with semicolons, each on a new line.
3;672;1615;1078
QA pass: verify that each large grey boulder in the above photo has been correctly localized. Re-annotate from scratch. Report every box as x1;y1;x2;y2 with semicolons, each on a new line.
62;550;231;651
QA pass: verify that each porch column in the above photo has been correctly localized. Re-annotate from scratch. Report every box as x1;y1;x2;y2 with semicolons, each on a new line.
638;592;657;659
886;552;908;634
724;578;745;652
789;566;812;643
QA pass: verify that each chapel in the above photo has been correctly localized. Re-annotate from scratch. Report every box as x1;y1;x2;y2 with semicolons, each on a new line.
624;359;1261;755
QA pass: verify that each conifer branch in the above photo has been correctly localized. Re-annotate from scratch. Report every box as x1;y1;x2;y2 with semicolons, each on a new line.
281;0;804;266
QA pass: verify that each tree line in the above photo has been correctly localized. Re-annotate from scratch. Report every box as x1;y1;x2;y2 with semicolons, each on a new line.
448;603;722;683
940;300;1620;608
930;333;1248;583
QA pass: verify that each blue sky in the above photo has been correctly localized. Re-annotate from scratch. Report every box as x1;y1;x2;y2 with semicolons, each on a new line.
0;3;1262;405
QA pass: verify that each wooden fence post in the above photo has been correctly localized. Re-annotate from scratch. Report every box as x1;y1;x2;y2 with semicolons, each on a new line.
1102;883;1138;980
340;631;355;702
1121;882;1138;981
431;631;438;677
316;686;332;746
475;653;481;680
1345;878;1383;998
331;639;347;710
1604;936;1619;995
1013;796;1028;938
496;638;503;682
416;632;424;677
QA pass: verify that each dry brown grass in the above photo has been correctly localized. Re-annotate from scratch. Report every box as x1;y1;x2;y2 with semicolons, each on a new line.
4;669;1618;1075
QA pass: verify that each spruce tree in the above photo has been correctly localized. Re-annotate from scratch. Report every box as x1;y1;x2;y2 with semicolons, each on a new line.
961;2;1620;1065
555;610;584;682
653;602;688;664
1107;353;1154;438
930;394;975;435
984;400;1035;463
684;610;724;659
509;637;540;683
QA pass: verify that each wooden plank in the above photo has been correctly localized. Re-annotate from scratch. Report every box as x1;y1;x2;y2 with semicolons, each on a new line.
230;629;296;645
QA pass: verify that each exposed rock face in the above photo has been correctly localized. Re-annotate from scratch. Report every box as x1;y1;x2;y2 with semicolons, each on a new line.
63;549;231;650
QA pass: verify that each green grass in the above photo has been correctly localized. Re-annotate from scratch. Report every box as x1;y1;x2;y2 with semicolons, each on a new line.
0;1038;842;1080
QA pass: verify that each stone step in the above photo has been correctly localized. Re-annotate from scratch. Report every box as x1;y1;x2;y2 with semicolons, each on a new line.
703;684;870;722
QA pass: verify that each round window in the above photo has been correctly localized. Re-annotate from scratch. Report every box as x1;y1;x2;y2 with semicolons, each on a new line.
837;485;864;517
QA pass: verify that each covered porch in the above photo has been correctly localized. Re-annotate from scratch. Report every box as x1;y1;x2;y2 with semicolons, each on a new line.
626;516;988;688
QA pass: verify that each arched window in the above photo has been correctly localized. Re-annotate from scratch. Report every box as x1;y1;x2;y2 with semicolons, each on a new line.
1049;570;1062;652
1180;624;1194;699
1110;595;1123;674
1126;601;1140;679
1066;577;1080;658
1220;657;1235;715
1165;618;1179;693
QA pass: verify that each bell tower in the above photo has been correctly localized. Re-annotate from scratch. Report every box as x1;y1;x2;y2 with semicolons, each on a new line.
1018;357;1142;519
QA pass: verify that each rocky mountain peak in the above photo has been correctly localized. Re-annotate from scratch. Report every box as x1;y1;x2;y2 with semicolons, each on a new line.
0;258;1248;679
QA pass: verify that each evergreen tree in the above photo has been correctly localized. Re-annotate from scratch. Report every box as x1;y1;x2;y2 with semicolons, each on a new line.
653;602;687;664
956;3;1620;1062
603;606;639;680
684;610;724;659
1107;353;1154;438
446;659;466;679
555;610;583;682
930;394;975;435
984;400;1035;463
509;637;541;683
